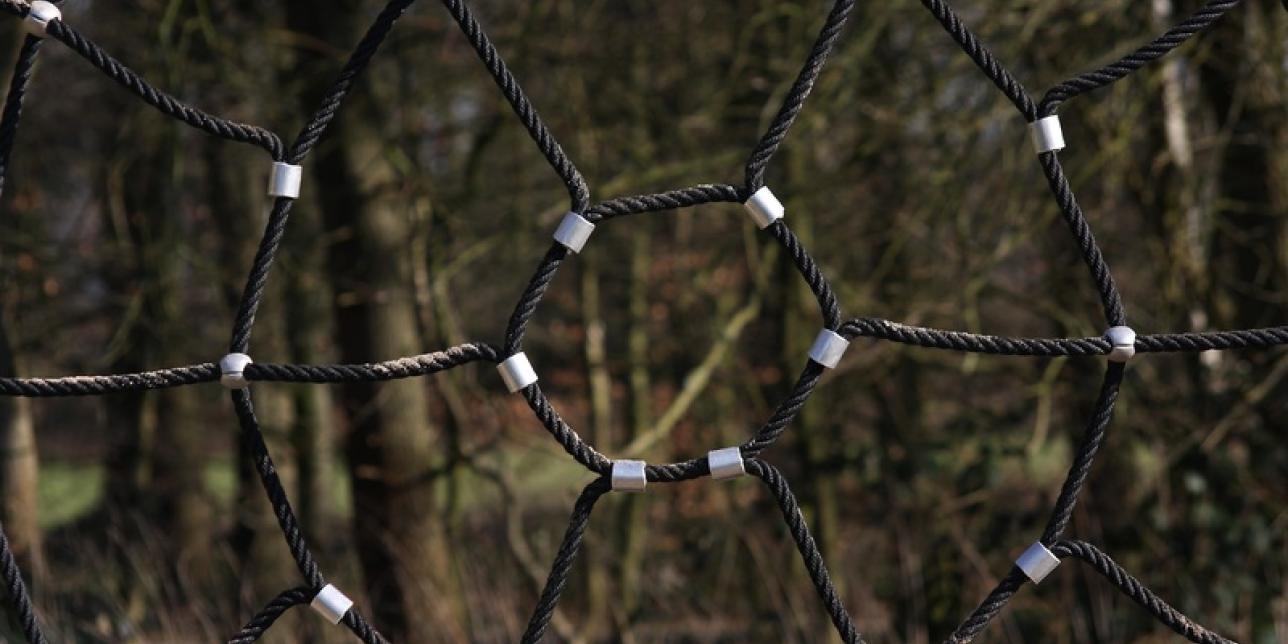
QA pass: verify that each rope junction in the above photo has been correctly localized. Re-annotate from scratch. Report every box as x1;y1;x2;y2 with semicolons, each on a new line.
0;0;1277;641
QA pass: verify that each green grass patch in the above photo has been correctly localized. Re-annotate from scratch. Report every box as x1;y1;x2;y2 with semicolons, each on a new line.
38;462;104;529
37;444;591;530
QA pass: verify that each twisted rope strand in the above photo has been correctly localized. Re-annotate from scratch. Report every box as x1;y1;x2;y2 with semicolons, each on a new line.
227;197;296;353
46;20;284;159
1038;0;1241;116
841;318;1110;355
943;568;1027;643
226;588;311;644
1040;363;1124;544
743;0;857;190
246;342;498;383
585;184;741;223
0;527;45;644
286;0;416;163
1051;540;1236;644
1037;152;1128;327
0;34;40;199
0;322;1280;399
0;32;47;644
747;459;864;643
0;363;220;396
520;477;610;644
439;0;590;212
231;389;326;589
917;0;1037;120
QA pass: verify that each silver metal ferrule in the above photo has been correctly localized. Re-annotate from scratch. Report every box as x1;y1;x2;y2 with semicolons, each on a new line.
310;584;354;625
267;162;303;199
808;329;850;369
218;353;253;389
707;447;745;480
1030;116;1065;154
1105;326;1137;363
611;460;647;492
23;2;61;38
553;212;595;254
743;186;784;229
497;352;538;393
1016;541;1061;584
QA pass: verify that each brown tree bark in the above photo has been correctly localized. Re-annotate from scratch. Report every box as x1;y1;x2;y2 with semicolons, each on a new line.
0;22;43;589
0;315;41;584
288;4;445;640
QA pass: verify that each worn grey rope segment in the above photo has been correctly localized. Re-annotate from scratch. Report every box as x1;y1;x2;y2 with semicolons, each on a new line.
0;0;1270;641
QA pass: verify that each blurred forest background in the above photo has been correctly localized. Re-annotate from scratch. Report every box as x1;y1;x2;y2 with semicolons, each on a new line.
0;0;1284;642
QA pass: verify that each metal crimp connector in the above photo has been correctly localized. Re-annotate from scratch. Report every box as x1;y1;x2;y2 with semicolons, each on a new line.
1030;115;1065;154
707;447;745;480
1016;541;1061;584
743;186;784;229
268;162;303;199
553;212;595;254
23;2;60;38
808;329;850;369
611;460;647;492
497;352;538;393
218;353;253;389
310;584;354;625
1105;326;1136;363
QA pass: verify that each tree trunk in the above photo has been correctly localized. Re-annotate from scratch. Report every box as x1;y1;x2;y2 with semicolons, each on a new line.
206;134;306;641
618;231;651;625
577;253;613;641
0;22;43;589
289;4;444;640
0;315;41;584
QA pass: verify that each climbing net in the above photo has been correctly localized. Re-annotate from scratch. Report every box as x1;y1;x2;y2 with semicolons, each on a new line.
0;0;1279;641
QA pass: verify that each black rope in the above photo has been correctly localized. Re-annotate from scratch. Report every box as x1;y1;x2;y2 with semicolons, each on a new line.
521;384;613;474
438;0;590;213
0;34;47;644
227;587;311;644
943;567;1027;643
1040;363;1124;544
45;20;284;159
227;586;389;644
227;197;295;353
1037;152;1128;327
841;318;1109;355
742;361;827;457
286;0;415;163
747;459;863;643
768;221;843;330
0;527;44;644
743;0;856;191
1038;0;1241;116
0;1;26;19
1050;540;1236;644
502;244;569;356
519;477;610;644
246;343;498;383
231;389;325;589
0;363;219;396
0;0;1269;641
585;184;740;223
339;609;391;644
0;34;40;200
917;0;1038;120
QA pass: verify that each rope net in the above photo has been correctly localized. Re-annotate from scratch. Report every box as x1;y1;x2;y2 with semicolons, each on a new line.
0;0;1278;641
